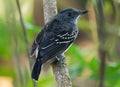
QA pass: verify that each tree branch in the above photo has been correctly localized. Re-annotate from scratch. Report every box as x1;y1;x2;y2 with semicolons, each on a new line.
43;0;57;23
43;0;72;87
52;56;72;87
95;0;106;87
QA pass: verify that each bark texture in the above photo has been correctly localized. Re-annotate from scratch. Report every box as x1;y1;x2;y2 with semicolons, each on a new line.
43;0;72;87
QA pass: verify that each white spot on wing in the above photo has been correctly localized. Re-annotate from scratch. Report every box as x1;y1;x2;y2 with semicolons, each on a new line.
56;41;71;44
41;43;54;49
35;47;39;58
55;39;59;41
61;32;68;36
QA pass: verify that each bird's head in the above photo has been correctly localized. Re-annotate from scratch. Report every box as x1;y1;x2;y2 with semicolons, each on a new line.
55;8;88;23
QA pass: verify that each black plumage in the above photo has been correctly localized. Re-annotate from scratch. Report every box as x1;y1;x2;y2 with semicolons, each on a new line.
31;8;88;80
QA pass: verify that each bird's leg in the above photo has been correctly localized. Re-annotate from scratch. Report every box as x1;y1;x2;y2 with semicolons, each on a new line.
52;54;65;64
55;54;65;61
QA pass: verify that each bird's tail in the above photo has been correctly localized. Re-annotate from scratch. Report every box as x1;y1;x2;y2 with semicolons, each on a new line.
32;58;42;81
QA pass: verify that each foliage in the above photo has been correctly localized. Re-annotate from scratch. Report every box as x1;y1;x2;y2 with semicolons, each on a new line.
0;0;120;87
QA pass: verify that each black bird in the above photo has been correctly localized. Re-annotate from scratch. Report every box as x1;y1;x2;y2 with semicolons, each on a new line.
31;8;88;81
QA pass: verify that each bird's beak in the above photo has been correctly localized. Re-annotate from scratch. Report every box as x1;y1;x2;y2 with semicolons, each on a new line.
79;10;88;15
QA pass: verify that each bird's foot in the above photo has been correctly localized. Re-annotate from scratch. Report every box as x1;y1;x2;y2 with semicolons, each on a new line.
55;55;65;61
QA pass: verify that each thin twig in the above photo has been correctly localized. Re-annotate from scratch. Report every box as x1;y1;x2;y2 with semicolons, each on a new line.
15;0;30;60
15;0;37;87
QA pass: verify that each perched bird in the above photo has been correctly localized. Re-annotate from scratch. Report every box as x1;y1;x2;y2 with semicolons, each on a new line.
31;8;88;81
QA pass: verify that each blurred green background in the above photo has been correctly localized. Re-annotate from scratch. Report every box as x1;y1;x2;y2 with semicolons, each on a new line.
0;0;120;87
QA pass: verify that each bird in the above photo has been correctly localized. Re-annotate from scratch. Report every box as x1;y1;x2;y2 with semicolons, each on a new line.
30;8;88;81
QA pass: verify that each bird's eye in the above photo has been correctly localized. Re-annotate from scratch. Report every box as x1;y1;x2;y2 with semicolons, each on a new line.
67;12;72;17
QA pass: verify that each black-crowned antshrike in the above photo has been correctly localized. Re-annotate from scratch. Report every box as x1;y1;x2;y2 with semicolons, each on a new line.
31;8;88;81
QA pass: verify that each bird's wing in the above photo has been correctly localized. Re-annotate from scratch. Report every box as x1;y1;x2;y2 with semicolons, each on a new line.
38;29;77;63
31;19;77;63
